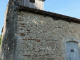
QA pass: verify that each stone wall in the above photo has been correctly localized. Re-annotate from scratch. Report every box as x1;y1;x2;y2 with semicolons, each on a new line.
1;0;18;60
16;11;80;60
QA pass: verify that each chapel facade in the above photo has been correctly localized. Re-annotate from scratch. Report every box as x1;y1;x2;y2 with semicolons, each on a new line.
1;0;80;60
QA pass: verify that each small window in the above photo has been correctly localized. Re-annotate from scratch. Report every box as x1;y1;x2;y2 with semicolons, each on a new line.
30;0;35;3
70;49;74;52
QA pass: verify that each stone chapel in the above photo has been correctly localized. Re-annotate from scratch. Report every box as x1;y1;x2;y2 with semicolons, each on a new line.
1;0;80;60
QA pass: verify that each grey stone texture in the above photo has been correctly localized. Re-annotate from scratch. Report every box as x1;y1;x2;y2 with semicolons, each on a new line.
1;0;45;60
2;9;80;60
1;0;17;60
16;11;80;60
1;0;80;60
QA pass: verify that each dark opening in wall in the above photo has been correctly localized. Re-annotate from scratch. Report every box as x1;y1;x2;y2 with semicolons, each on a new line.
30;0;35;3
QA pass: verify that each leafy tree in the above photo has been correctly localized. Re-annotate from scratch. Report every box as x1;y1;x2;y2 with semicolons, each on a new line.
0;34;2;46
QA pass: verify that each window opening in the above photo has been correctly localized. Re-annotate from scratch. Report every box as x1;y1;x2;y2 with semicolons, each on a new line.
70;49;74;52
30;0;35;3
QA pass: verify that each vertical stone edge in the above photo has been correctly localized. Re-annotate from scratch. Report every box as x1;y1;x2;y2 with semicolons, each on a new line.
1;0;18;60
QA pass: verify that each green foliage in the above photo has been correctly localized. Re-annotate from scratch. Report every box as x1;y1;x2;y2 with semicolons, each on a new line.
6;18;8;22
0;34;2;46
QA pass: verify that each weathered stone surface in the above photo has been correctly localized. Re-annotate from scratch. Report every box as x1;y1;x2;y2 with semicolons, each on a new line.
16;11;80;60
1;0;17;60
2;1;80;60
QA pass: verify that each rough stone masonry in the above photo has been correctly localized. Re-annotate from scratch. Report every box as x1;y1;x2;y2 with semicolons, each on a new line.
1;0;80;60
15;11;80;60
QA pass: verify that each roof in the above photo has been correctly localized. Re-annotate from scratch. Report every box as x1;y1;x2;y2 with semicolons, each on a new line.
15;5;80;23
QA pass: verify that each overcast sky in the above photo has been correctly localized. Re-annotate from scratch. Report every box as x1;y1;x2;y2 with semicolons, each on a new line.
0;0;80;34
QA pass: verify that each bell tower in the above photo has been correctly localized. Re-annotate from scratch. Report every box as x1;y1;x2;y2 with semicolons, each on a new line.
24;0;45;10
14;0;45;10
2;0;45;60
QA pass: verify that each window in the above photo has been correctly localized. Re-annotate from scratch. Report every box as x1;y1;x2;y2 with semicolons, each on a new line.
30;0;35;3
